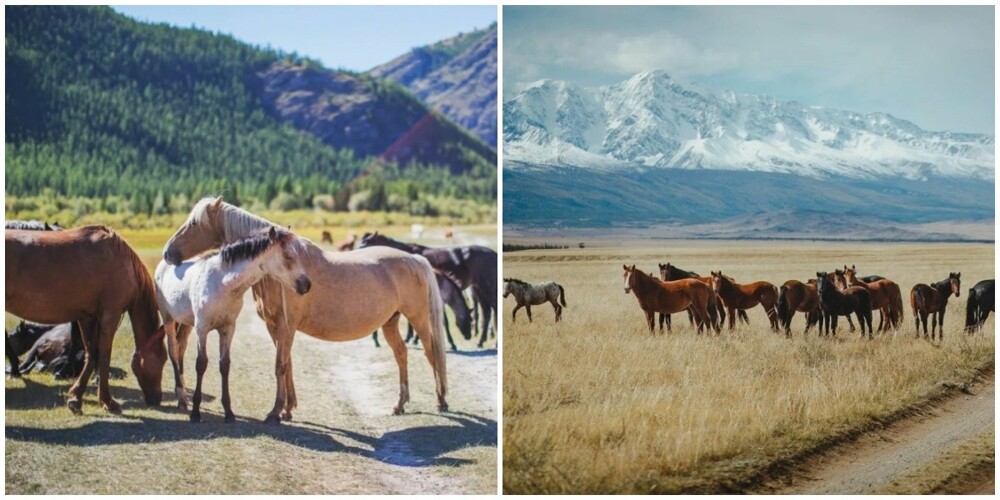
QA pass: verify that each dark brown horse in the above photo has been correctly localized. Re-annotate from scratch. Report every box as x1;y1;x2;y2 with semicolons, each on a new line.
965;279;994;333
6;225;167;413
841;266;904;331
911;273;961;340
816;272;873;338
709;272;780;331
13;322;85;378
776;279;821;336
658;262;740;329
623;265;716;335
358;232;497;348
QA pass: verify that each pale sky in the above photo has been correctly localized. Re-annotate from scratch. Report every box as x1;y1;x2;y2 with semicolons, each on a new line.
504;6;995;135
113;6;496;72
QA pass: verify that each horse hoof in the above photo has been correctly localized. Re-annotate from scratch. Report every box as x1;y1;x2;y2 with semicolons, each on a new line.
67;399;83;415
190;412;202;423
177;401;189;412
103;400;122;414
438;402;449;413
224;414;236;424
280;411;293;422
392;406;405;416
263;414;281;425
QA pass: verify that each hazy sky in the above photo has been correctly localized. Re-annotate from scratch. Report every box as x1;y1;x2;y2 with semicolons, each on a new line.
113;6;496;72
505;6;995;135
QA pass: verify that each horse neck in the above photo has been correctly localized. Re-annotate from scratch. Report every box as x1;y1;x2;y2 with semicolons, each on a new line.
632;271;658;295
931;279;953;297
846;275;869;290
123;242;162;349
716;277;741;300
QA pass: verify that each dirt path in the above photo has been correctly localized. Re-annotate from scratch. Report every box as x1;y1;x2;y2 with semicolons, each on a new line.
775;371;994;495
235;296;498;494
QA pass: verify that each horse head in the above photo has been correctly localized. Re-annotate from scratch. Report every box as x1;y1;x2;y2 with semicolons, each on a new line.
164;196;225;265
949;272;962;297
623;264;637;294
263;227;312;295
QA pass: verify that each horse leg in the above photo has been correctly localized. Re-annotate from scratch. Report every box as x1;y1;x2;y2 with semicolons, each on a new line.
95;313;122;414
190;326;210;423
552;301;562;323
372;331;381;347
218;324;237;423
644;310;655;334
381;314;410;415
727;307;737;331
937;310;946;342
525;305;533;323
830;314;839;337
511;304;522;323
168;322;192;411
281;339;298;422
66;317;98;414
408;313;448;412
6;334;21;378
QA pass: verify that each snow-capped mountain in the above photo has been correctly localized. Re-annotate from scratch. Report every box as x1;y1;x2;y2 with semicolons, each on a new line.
503;70;994;180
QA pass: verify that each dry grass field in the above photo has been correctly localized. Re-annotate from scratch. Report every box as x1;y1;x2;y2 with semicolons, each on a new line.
6;225;498;494
502;240;994;494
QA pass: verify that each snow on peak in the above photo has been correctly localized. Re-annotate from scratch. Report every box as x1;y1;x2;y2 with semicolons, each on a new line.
503;71;995;180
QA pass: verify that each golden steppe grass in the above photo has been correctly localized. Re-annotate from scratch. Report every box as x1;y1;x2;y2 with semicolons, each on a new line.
502;240;994;494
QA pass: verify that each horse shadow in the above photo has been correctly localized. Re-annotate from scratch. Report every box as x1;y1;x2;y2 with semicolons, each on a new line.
451;348;497;358
5;371;212;412
5;409;496;469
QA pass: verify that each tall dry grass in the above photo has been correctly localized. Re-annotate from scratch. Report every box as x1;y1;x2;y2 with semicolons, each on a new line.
502;240;994;494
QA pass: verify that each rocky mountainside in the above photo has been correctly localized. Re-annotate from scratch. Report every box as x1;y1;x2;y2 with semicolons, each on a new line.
371;25;497;146
504;70;993;180
258;60;495;174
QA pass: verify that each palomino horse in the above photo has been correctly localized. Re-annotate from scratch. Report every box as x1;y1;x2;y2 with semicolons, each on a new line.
6;225;167;413
372;270;474;351
659;263;744;328
965;279;994;333
623;265;716;334
709;272;780;331
163;197;448;422
358;232;497;348
840;266;904;331
815;272;873;338
911;272;961;340
502;278;567;323
156;227;312;423
776;279;821;337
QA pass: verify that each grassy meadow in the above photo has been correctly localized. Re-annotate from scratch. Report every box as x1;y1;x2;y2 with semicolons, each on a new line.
6;223;498;494
502;240;994;494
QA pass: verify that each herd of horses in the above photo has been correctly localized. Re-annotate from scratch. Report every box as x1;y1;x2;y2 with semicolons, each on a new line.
5;196;497;422
504;262;994;340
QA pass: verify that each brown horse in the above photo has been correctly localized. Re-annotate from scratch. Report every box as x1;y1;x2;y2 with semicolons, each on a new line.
623;265;716;335
320;231;333;245
841;266;904;331
776;279;821;336
911;272;961;340
6;225;167;413
710;272;780;331
658;262;733;330
335;232;357;251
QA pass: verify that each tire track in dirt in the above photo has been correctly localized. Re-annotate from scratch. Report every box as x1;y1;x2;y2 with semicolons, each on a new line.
774;369;994;495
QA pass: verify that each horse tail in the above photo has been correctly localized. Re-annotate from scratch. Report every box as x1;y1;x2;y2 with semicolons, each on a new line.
892;283;904;327
422;261;448;407
912;287;924;316
558;284;567;307
777;285;789;327
965;287;978;329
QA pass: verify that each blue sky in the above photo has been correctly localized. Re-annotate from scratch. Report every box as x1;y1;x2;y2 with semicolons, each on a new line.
113;6;496;72
505;6;995;135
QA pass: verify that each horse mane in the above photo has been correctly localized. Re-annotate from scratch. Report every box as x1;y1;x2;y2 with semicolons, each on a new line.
5;220;60;231
188;196;275;241
220;228;292;266
504;277;529;287
435;269;464;292
361;232;428;253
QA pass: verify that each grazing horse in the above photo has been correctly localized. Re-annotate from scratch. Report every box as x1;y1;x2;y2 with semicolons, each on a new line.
502;278;567;323
359;232;497;348
815;272;873;338
11;322;85;379
840;266;904;332
776;279;822;336
373;270;473;351
709;272;780;331
320;231;333;245
965;279;994;333
156;227;312;422
911;273;961;340
6;225;167;413
163;197;448;421
623;265;716;334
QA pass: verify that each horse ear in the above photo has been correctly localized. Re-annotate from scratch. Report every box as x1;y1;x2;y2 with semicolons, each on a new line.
623;265;628;271
269;226;278;240
851;265;856;271
211;195;223;208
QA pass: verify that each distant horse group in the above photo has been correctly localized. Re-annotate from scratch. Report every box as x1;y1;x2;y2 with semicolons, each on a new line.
503;259;990;343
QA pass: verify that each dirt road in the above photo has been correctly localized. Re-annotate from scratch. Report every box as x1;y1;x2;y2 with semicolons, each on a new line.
774;370;994;495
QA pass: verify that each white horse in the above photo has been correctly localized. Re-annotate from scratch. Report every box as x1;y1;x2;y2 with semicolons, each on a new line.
162;196;448;423
155;226;311;423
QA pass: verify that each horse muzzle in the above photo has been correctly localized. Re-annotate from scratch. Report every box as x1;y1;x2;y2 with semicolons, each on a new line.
295;276;312;295
624;287;630;294
163;248;182;266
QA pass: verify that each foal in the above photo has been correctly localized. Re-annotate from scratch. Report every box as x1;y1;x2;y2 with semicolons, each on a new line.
911;272;961;340
155;227;312;422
